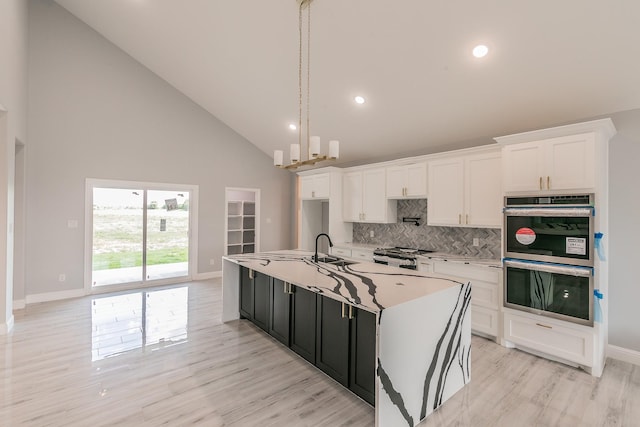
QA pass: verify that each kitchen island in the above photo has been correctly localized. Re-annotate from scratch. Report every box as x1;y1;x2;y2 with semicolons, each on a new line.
222;250;471;427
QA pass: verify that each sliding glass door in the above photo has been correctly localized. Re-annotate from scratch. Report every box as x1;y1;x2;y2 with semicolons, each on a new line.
89;181;193;289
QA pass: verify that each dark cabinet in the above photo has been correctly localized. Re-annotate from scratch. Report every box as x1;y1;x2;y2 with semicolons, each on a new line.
238;268;375;406
349;308;376;405
315;296;350;387
269;278;291;346
238;266;270;332
290;285;317;364
239;266;253;319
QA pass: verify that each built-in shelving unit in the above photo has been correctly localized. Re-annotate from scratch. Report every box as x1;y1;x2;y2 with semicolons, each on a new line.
227;200;255;255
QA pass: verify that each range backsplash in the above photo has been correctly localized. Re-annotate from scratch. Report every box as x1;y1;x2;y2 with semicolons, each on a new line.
352;199;501;259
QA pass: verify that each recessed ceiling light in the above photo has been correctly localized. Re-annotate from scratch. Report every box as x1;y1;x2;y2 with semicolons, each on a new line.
288;123;297;131
472;45;489;58
354;96;365;104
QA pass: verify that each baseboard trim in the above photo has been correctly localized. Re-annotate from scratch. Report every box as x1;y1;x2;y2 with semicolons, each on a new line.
608;344;640;367
0;315;15;335
25;288;86;304
13;299;26;310
194;271;222;280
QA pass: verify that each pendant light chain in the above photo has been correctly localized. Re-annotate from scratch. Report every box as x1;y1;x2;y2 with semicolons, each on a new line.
298;2;303;150
306;0;311;159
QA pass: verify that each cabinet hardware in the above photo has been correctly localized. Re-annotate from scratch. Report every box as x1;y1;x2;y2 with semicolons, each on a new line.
312;190;315;198
539;176;543;190
341;303;346;319
466;214;469;224
348;305;354;319
283;282;288;294
458;214;462;224
249;269;254;280
547;176;550;190
535;323;552;329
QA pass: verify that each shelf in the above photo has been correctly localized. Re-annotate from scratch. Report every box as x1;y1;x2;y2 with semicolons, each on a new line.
227;200;256;255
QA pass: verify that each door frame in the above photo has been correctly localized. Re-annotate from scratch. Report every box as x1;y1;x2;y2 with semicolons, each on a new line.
84;178;199;294
224;187;261;255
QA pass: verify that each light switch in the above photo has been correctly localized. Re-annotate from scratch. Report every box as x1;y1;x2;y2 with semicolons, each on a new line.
68;220;78;229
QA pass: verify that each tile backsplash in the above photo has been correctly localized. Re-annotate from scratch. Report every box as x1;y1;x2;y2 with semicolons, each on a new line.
352;199;501;258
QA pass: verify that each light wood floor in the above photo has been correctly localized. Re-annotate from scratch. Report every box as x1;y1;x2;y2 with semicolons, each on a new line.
1;279;638;427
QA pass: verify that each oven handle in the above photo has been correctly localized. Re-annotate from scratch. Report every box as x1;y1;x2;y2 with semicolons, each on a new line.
504;259;593;277
503;207;593;217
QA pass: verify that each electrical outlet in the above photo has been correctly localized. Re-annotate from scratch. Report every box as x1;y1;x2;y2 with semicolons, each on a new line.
58;274;66;282
473;238;480;247
369;230;375;238
209;258;215;266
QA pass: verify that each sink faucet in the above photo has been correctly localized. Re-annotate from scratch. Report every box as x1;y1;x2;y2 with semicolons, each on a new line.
315;233;334;262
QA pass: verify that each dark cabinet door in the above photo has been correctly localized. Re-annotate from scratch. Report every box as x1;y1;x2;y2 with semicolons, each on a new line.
252;272;270;332
350;308;376;405
239;266;253;319
290;285;317;364
316;296;350;387
269;279;291;346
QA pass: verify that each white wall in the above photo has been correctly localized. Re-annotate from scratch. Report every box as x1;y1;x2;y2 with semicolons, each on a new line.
0;0;28;332
608;109;640;352
26;0;292;296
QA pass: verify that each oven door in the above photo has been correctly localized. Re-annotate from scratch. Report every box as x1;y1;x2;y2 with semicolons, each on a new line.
504;207;594;266
504;259;593;326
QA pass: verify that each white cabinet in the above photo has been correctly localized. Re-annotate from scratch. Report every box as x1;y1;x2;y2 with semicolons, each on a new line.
300;173;331;199
503;310;594;368
502;133;596;192
427;151;501;228
432;261;502;338
343;169;397;223
331;246;374;263
386;162;428;199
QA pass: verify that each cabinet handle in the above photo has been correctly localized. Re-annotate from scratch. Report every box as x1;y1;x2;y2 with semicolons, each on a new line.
547;176;550;190
348;305;354;320
458;214;462;224
341;303;346;319
466;214;469;224
283;282;288;294
539;176;543;190
312;190;315;198
249;269;254;280
536;323;552;329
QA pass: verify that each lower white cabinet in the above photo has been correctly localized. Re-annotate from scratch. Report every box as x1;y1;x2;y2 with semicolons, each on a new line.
431;260;501;339
503;310;594;368
471;305;499;337
331;246;374;263
331;247;351;258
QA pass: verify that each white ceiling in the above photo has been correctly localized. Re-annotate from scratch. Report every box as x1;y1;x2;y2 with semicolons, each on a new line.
53;0;640;166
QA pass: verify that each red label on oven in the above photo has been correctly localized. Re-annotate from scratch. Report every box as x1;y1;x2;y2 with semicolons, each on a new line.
515;227;536;245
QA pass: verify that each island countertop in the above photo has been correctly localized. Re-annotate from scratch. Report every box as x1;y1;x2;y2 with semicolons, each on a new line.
223;249;465;313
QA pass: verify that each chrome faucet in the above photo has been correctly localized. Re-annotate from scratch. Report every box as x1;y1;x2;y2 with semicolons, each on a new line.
315;233;333;262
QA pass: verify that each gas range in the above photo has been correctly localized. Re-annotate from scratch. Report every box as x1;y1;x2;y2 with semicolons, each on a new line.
372;247;434;269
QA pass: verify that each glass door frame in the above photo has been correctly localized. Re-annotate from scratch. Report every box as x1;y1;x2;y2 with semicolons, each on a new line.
84;178;199;294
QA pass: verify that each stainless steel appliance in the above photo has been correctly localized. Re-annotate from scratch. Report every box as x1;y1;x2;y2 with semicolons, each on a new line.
504;194;594;266
372;247;433;270
503;259;593;326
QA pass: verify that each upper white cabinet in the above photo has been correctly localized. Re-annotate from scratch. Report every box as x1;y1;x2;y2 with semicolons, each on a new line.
344;168;397;223
386;162;428;199
427;151;502;228
300;173;331;199
501;133;596;192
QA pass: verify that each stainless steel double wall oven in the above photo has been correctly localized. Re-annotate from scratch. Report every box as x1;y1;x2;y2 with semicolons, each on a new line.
503;194;595;325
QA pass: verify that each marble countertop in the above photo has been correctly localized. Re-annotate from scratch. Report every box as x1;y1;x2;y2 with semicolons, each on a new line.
332;242;502;268
224;250;465;314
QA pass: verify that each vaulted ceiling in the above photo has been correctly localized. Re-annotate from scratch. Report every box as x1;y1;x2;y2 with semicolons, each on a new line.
53;0;640;166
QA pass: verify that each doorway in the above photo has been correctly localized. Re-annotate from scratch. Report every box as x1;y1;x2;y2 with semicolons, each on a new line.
225;188;260;255
85;179;198;292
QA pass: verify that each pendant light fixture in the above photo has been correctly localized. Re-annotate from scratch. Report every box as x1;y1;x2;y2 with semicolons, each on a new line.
274;0;339;169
